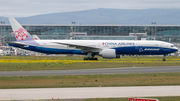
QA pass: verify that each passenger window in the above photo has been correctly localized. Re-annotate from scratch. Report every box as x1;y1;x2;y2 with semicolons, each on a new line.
171;45;174;47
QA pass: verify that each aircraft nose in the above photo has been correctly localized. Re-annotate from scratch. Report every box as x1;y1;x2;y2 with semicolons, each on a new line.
174;47;178;52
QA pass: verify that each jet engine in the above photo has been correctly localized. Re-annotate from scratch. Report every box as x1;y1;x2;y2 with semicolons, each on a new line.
99;49;120;59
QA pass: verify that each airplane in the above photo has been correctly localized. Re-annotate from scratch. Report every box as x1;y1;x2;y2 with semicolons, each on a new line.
8;18;178;61
0;49;3;55
32;35;40;40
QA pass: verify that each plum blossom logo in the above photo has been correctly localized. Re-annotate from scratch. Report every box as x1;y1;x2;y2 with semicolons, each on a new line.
102;42;105;45
14;27;28;40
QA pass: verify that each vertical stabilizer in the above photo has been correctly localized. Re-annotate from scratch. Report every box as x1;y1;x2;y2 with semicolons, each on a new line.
0;37;2;46
32;35;40;40
9;18;39;45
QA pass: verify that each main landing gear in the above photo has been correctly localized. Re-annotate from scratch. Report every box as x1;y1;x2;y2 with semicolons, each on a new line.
84;57;98;60
163;54;166;61
83;52;98;61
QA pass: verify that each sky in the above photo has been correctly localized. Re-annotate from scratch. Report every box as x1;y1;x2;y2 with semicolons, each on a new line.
0;0;180;17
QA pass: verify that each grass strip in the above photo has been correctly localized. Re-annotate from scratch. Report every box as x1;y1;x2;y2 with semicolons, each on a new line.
0;56;180;71
85;96;180;101
1;72;180;89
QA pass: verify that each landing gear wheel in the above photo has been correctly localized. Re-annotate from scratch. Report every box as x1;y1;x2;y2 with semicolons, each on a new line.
163;58;166;61
94;58;98;61
163;54;166;61
83;57;98;61
88;58;93;60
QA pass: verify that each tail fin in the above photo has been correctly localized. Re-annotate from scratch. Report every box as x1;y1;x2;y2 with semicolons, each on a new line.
0;37;2;47
32;35;40;40
9;18;39;45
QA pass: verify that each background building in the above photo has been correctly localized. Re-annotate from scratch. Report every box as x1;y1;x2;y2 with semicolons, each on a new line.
0;24;180;48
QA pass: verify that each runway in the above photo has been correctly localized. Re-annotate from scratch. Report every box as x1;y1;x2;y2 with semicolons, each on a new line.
0;86;180;100
0;66;180;76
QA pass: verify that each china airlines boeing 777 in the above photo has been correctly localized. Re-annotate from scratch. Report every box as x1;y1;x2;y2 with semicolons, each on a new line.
8;18;178;61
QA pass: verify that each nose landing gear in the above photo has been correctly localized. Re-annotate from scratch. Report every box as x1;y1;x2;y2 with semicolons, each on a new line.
163;54;166;61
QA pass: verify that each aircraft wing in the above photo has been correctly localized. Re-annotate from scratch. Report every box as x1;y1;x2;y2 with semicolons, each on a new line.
53;42;102;52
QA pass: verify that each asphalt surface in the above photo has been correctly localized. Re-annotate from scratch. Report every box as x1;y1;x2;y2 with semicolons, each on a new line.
0;86;180;100
0;66;180;76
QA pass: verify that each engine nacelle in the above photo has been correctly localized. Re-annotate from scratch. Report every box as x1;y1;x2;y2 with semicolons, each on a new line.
99;49;120;59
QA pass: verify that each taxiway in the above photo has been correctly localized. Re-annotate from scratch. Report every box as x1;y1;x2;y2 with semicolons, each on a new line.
0;66;180;76
0;86;180;100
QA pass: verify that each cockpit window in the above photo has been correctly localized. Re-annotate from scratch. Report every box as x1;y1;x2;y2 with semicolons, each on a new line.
171;45;174;47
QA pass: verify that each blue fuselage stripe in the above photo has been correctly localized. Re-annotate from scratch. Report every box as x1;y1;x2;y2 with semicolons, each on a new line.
112;46;177;55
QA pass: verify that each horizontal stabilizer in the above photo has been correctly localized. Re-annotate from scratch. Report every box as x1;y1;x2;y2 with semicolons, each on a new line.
6;42;29;47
